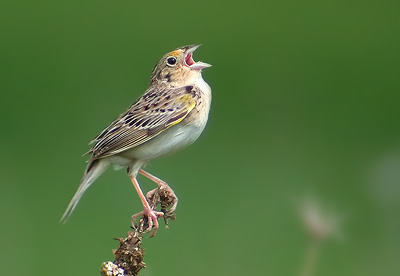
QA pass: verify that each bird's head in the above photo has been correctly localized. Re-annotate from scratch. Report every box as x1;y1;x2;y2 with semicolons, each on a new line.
150;45;211;86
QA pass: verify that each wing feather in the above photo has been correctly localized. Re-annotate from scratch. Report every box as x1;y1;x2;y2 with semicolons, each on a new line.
87;86;197;159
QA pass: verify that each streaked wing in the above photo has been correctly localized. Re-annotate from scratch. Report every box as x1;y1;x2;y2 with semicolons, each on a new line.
87;85;197;159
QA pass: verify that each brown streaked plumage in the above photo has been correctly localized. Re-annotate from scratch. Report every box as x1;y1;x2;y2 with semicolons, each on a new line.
86;86;198;160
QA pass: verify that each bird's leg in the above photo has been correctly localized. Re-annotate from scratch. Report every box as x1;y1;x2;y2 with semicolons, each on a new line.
139;169;178;216
130;176;163;237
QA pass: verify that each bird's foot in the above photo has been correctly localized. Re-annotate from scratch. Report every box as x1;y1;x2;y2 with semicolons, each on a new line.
131;208;164;237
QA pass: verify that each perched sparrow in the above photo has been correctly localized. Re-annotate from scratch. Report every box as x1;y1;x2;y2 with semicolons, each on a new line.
61;45;212;235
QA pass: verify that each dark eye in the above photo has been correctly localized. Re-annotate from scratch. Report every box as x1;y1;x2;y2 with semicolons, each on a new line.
166;57;177;66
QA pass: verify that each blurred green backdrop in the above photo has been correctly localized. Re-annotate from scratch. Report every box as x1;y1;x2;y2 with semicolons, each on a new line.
1;0;399;275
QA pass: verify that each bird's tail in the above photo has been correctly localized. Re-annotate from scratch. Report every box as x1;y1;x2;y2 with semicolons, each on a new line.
60;159;110;223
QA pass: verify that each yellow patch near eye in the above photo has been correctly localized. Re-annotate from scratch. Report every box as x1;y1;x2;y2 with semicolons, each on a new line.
169;50;182;57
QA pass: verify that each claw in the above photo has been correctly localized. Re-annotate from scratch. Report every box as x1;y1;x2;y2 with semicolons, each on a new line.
131;209;163;237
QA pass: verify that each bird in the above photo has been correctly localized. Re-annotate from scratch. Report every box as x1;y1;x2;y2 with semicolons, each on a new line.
61;45;212;235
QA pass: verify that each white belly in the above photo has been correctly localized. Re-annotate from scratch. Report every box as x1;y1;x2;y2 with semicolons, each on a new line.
126;122;205;161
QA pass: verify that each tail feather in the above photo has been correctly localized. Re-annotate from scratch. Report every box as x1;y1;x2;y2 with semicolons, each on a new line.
60;159;110;223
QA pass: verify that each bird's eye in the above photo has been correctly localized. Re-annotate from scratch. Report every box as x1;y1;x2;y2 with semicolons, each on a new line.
166;57;177;66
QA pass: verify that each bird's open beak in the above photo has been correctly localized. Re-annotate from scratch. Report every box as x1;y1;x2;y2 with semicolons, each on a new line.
183;44;212;70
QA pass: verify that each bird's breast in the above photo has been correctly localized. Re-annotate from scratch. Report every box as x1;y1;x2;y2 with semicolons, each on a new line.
118;77;211;162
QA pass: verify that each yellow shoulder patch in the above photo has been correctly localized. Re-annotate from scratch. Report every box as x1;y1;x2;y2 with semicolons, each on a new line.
177;94;196;108
166;95;196;127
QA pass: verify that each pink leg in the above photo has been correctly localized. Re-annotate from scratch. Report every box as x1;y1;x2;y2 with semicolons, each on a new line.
139;169;178;214
139;169;168;185
130;176;163;236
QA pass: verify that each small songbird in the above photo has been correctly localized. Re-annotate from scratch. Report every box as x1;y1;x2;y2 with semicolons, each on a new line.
61;45;212;235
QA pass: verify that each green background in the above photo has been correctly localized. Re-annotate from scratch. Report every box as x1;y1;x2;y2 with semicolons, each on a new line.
1;0;399;275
